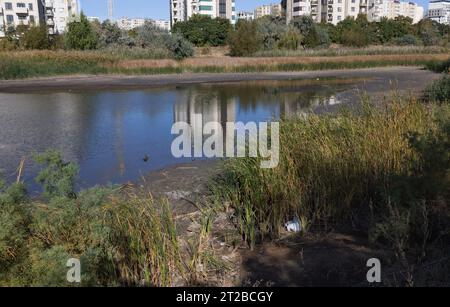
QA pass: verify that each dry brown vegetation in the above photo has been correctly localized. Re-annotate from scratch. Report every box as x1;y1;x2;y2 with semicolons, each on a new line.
112;53;450;70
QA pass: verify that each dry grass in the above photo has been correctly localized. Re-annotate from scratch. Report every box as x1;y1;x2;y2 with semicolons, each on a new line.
113;54;450;70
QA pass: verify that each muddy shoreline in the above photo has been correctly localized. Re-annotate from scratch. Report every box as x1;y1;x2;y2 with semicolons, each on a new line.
0;66;439;93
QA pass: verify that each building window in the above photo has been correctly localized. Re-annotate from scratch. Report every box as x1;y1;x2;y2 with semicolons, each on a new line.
6;15;14;24
5;2;13;10
17;3;26;8
28;3;33;10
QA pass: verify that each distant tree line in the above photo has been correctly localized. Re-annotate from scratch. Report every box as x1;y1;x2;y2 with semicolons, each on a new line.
0;13;195;60
170;13;449;56
1;12;449;59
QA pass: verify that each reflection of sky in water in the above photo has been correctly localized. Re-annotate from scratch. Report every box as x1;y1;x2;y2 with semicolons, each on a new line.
0;79;351;190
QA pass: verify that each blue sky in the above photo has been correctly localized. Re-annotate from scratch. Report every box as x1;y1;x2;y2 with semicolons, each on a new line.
79;0;431;21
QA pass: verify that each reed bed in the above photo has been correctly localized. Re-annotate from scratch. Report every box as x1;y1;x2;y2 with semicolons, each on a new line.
254;46;449;58
213;96;449;251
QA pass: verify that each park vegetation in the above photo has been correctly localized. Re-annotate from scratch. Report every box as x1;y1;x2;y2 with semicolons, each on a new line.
213;73;450;285
0;73;448;286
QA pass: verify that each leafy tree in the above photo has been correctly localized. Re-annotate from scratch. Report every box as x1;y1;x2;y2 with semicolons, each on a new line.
228;20;262;56
278;26;303;50
172;15;232;46
375;17;413;44
334;14;372;47
65;13;98;50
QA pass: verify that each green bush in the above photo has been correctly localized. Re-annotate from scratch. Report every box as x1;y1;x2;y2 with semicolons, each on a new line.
20;24;50;50
165;32;195;60
34;150;79;199
423;74;450;104
0;152;183;286
392;34;420;46
228;20;262;57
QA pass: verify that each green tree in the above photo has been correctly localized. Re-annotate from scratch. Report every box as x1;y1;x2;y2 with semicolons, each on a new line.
172;15;232;46
256;16;287;50
416;19;441;46
278;25;303;50
65;13;98;50
93;20;122;48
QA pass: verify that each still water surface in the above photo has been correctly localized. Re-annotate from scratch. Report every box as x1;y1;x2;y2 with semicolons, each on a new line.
0;79;360;190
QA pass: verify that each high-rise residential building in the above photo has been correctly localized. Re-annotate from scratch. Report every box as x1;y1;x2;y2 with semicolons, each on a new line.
0;0;45;37
44;0;79;34
367;0;424;23
428;0;450;25
254;3;282;19
237;11;254;21
285;0;363;24
170;0;236;27
284;0;423;24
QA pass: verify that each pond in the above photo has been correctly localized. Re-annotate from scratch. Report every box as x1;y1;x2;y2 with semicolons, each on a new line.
0;78;363;190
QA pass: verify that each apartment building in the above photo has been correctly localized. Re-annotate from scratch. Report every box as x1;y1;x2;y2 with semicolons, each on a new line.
254;3;283;19
45;0;79;34
117;17;146;30
170;0;236;27
428;0;450;25
0;0;45;36
237;11;254;21
153;19;171;31
284;0;422;24
367;0;424;23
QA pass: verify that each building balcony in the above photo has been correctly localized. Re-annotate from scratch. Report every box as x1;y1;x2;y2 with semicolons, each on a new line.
46;19;54;26
15;7;29;16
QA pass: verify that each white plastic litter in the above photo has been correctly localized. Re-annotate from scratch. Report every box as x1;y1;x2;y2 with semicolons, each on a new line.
285;217;301;233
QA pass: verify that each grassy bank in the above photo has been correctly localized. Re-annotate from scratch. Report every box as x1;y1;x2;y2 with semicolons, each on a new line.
213;83;450;284
0;50;448;80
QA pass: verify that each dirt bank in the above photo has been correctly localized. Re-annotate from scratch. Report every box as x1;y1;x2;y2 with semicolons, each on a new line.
0;66;441;93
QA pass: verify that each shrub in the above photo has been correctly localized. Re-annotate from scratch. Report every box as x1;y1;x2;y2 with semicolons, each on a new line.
340;28;370;47
392;34;420;46
34;150;79;199
228;20;262;57
20;24;50;50
423;74;450;104
166;32;195;60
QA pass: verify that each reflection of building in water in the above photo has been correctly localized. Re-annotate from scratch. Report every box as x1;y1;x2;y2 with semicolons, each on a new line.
280;94;341;118
173;89;236;144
